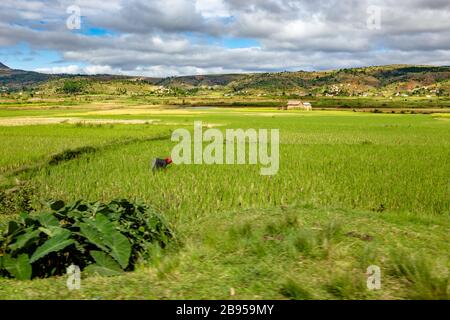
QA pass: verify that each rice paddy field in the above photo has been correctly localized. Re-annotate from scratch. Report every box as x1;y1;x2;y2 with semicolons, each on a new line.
0;105;449;300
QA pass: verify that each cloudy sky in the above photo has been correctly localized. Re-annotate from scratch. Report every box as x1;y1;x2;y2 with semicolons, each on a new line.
0;0;449;77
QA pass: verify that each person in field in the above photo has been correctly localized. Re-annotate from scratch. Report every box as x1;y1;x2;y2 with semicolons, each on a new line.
152;157;173;172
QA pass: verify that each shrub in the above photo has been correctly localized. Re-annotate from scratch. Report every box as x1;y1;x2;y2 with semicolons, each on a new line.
0;199;174;280
61;80;85;94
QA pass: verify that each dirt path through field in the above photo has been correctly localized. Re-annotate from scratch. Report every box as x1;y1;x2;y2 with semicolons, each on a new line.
0;117;161;126
0;116;224;127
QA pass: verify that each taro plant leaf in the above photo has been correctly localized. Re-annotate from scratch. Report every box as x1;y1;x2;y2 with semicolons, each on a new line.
30;230;74;263
80;215;131;269
38;213;60;228
3;254;32;280
105;211;121;221
95;203;112;215
9;229;41;252
84;251;124;276
19;212;37;228
38;226;69;238
66;210;83;219
92;214;131;269
77;223;109;252
106;232;131;269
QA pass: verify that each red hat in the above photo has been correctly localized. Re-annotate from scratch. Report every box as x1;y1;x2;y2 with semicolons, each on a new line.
165;157;173;164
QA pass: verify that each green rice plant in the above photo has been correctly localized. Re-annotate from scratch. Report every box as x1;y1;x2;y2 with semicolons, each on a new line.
0;123;175;174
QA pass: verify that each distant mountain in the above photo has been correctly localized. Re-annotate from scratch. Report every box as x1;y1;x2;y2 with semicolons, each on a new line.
1;62;449;96
0;62;54;90
0;62;10;70
0;62;155;91
223;65;450;95
156;74;246;88
148;65;450;96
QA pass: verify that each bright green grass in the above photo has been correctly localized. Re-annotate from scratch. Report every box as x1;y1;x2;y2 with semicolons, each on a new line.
0;124;175;174
0;109;449;299
24;112;450;217
0;109;71;118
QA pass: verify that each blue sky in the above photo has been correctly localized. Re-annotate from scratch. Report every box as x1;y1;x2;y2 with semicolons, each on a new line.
0;22;262;74
0;0;449;77
0;44;63;71
0;19;112;71
0;20;261;71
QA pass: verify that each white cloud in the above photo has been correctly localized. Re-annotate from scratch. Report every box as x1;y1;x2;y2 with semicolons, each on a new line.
34;65;82;74
195;0;230;18
2;0;450;76
83;65;116;74
34;64;120;75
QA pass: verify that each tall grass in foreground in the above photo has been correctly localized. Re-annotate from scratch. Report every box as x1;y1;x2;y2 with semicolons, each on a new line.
389;251;449;300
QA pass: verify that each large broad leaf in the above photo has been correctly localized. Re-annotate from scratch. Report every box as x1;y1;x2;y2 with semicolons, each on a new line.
106;232;131;269
30;231;74;263
9;229;41;252
38;226;68;238
19;212;38;228
3;254;32;280
79;215;131;269
77;223;109;252
38;213;60;228
84;251;124;276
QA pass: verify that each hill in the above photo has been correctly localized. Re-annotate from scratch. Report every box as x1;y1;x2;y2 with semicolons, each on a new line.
0;62;449;96
224;65;450;96
134;64;450;96
0;62;161;92
157;74;246;88
0;63;55;90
